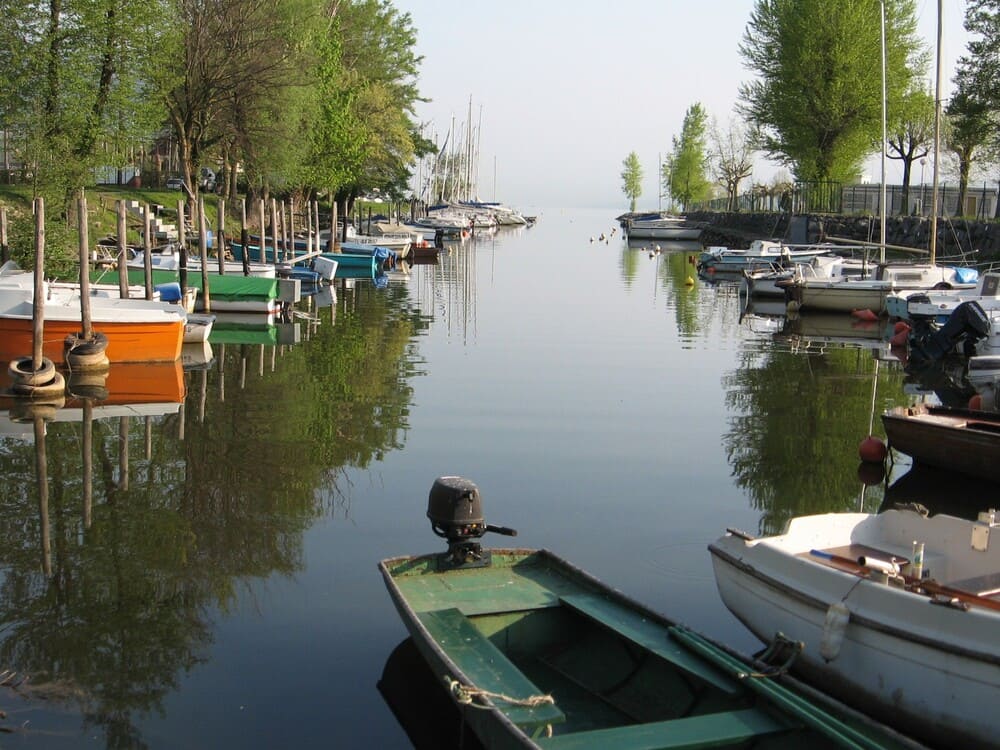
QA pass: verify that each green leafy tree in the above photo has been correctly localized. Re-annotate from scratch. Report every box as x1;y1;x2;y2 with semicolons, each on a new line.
154;0;317;202
739;0;924;183
887;86;935;214
945;89;992;217
308;0;426;218
0;0;164;248
949;1;1000;217
668;103;711;211
620;151;643;211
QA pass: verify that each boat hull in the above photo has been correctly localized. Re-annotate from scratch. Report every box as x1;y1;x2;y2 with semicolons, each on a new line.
382;544;927;750
0;316;183;365
626;225;702;240
710;511;1000;750
882;404;1000;482
785;281;889;313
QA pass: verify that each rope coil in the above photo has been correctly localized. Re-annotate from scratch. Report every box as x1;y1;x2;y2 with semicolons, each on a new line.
444;676;554;709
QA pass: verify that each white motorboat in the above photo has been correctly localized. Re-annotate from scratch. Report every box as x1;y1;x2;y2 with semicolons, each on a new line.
184;313;215;343
782;262;979;314
710;508;1000;749
699;240;833;274
744;253;870;298
888;270;1000;323
625;215;703;241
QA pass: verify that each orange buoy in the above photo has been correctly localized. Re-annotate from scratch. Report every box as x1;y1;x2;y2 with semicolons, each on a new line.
858;435;887;463
851;309;879;321
890;329;910;347
969;394;983;410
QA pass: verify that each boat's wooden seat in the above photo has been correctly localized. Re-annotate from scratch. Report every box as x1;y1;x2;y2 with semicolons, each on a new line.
416;607;566;729
535;707;790;750
558;593;741;696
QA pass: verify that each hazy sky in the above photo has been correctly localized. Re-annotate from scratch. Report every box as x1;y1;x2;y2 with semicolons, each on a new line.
393;1;970;212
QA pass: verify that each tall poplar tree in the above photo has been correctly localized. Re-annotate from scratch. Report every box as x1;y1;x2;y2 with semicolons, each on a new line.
620;151;643;211
739;0;924;183
668;103;711;211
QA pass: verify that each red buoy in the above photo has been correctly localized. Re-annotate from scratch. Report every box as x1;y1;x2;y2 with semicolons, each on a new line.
969;394;983;410
851;309;879;321
858;435;887;463
893;321;911;334
857;461;886;486
890;329;910;347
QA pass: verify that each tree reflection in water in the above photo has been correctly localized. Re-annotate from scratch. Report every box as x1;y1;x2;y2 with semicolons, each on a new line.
0;281;428;745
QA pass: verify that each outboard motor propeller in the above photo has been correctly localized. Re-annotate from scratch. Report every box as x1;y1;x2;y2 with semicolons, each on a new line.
427;476;516;570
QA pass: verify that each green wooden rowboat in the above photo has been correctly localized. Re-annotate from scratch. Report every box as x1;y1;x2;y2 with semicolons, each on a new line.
378;479;928;750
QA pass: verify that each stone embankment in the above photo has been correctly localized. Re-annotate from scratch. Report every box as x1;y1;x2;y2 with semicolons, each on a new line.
688;211;1000;266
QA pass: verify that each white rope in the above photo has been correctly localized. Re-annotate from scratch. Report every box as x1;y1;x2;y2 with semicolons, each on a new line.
444;676;555;710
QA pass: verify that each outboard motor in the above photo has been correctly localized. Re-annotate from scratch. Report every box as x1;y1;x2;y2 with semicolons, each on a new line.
908;300;990;369
427;476;516;570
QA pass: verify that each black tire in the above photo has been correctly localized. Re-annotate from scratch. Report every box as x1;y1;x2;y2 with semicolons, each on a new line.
64;331;109;356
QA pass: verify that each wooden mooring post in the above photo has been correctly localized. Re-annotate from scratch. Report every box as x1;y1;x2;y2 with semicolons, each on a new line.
240;200;250;275
258;199;267;264
217;198;227;275
116;200;129;298
199;197;211;312
0;205;8;264
143;203;153;299
178;200;188;294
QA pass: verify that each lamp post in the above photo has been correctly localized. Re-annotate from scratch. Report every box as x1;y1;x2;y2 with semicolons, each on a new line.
920;158;926;216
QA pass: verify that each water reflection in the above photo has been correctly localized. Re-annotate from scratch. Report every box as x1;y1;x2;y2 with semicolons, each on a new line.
880;463;994;521
0;273;429;744
722;328;902;536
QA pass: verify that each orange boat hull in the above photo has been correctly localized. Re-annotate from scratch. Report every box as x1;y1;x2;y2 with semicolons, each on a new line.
0;318;184;364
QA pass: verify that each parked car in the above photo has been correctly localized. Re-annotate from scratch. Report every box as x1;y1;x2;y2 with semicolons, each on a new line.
165;176;184;190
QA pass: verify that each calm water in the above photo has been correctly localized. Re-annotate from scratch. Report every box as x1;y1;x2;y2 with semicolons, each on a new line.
0;207;972;747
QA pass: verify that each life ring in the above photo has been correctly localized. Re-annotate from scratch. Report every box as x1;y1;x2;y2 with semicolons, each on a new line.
8;356;56;386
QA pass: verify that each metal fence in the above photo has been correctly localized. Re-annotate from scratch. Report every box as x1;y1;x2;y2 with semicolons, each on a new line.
702;181;1000;220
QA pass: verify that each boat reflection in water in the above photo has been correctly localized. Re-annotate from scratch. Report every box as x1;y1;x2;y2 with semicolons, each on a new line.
378;638;484;750
880;462;997;522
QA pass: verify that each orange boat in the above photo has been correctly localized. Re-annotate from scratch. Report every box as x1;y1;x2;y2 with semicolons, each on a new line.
0;263;185;364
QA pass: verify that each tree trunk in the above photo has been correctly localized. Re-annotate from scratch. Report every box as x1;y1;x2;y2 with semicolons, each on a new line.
956;156;971;217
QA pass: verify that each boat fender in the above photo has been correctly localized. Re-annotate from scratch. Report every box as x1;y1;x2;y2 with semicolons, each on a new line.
819;602;850;661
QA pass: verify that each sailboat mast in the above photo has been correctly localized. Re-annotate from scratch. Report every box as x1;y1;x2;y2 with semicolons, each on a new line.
929;0;943;265
879;1;887;263
466;96;473;201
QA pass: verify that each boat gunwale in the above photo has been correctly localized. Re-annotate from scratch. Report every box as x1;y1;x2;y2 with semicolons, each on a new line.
708;541;1000;666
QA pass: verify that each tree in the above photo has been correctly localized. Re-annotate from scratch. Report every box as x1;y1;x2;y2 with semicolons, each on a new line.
620;151;642;211
154;0;317;203
0;0;164;203
739;0;924;183
668;103;711;211
308;0;427;219
950;0;1000;217
945;88;992;217
711;115;756;212
887;86;935;214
